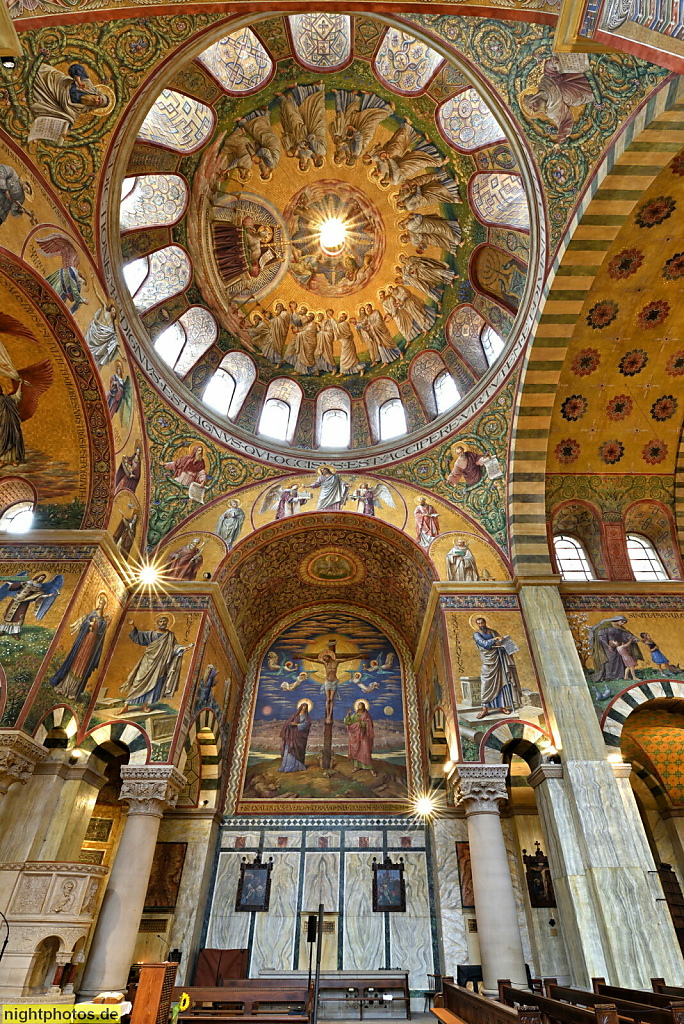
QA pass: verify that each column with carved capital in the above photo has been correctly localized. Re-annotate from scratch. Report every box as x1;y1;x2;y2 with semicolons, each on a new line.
452;764;527;995
78;764;185;998
0;730;48;802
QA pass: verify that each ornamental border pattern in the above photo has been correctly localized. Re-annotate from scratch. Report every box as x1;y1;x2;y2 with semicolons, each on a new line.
440;594;520;609
562;594;684;610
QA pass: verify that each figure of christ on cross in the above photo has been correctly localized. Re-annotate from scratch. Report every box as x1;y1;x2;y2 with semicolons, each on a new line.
302;639;360;770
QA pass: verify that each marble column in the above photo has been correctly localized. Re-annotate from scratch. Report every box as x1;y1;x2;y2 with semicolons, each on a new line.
661;808;684;877
78;764;185;999
452;764;527;995
519;582;684;986
0;730;48;803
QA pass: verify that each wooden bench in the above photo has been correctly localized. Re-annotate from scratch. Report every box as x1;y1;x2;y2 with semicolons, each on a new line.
316;974;411;1020
172;983;312;1024
435;979;523;1024
544;981;684;1024
653;983;684;1001
593;980;684;1010
498;982;634;1024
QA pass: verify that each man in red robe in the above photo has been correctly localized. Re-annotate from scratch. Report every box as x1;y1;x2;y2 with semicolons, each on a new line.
345;699;377;776
414;496;440;550
448;445;485;488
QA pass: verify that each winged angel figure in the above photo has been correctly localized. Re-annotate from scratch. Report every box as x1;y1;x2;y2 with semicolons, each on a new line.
36;233;88;314
348;480;396;517
0;313;54;466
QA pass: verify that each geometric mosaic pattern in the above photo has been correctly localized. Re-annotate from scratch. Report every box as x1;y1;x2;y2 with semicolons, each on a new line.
132;245;192;313
288;13;351;69
198;28;273;94
137;89;214;153
120;174;188;232
438;89;505;153
374;27;444;94
470;172;530;230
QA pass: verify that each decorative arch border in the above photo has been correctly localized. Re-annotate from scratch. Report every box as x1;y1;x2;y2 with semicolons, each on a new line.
481;718;552;764
624;497;684;580
548;496;608;579
179;708;223;808
428;706;448;778
600;679;684;748
34;705;80;747
630;756;671;811
225;601;423;815
508;74;684;575
80;720;150;763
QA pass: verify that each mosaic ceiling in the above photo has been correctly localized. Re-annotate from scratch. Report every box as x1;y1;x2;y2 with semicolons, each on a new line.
116;14;533;450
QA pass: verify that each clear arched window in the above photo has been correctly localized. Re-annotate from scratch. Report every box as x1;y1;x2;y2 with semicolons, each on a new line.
259;398;291;442
433;370;460;414
379;398;407;441
0;500;34;533
203;368;236;417
154;307;217;376
119;174;187;232
320;408;350;448
553;534;595;581
216;352;256;419
124;246;191;314
626;534;669;581
198;27;273;93
481;325;505;365
137;90;214;153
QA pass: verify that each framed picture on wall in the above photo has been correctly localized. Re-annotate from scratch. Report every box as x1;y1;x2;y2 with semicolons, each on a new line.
235;854;273;912
372;856;406;912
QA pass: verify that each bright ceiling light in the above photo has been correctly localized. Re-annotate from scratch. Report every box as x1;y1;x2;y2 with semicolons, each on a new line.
136;563;163;587
414;795;436;818
319;216;346;256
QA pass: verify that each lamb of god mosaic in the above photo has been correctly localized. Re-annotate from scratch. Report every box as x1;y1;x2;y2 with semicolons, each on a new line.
119;15;531;415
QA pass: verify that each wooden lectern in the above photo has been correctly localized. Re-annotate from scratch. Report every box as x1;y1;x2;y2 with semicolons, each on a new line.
131;962;178;1024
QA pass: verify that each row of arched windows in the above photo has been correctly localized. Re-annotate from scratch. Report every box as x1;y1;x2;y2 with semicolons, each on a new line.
553;534;670;583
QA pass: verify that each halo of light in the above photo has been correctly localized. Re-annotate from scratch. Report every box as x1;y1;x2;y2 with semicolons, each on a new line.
414;794;436;818
319;216;347;256
383;706;394;716
137;563;163;586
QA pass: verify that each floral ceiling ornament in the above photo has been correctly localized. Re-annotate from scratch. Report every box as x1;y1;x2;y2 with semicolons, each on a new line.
662;252;684;280
555;438;581;464
560;394;587;421
666;352;684;377
571;348;601;376
618;349;648;376
650;394;678;421
642;440;669;465
598;439;625;465
608;247;644;279
585;298;619;330
634;195;677;228
637;299;670;329
606;394;633;420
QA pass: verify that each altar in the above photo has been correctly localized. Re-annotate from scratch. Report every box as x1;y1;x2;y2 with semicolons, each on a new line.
258;970;411;1020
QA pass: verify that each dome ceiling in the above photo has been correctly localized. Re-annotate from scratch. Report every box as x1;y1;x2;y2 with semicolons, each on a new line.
116;14;533;451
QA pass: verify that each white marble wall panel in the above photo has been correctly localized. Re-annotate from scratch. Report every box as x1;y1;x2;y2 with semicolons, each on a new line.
343;852;385;971
389;853;433;988
431;820;468;977
303;852;340;912
252;852;300;974
306;831;341;848
344;831;383;848
501;818;533;965
388;832;424;850
221;832;261;849
264;831;303;849
206;852;251;949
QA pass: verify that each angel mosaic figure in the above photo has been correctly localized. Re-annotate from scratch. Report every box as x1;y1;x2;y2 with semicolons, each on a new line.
36;233;89;313
331;90;393;167
349;481;396;517
260;482;312;520
0;313;54;467
0;571;63;636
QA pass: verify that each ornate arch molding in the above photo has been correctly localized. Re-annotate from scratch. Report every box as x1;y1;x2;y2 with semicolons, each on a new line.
179;707;222;808
34;705;79;747
80;719;150;763
481;718;551;765
601;681;684;748
224;601;423;814
508;75;684;576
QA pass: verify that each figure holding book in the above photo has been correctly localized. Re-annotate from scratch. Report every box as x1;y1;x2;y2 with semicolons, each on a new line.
471;616;523;719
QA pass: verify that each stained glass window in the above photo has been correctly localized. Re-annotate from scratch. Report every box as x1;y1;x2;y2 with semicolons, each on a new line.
155;306;217;375
198;28;273;94
217;351;256;417
120;174;188;232
481;325;505;365
289;13;351;69
126;246;192;313
137;89;214;153
374;28;443;94
470;173;530;231
438;89;505;152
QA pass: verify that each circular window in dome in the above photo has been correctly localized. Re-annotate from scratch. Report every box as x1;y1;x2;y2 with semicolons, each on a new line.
113;14;538;454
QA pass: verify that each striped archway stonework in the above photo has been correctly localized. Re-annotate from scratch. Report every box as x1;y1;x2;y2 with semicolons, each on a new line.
482;719;550;763
80;720;150;763
601;680;684;747
34;706;79;747
509;75;684;576
183;708;222;808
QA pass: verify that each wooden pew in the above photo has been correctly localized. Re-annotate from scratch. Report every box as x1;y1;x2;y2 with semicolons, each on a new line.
172;982;312;1024
433;978;524;1024
593;980;683;1010
544;981;683;1024
653;983;684;1001
498;981;626;1024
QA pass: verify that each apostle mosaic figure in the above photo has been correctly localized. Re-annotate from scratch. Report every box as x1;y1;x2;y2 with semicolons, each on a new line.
344;698;377;775
279;697;313;772
312;466;348;510
414;496;440;550
217;499;246;551
119;614;194;714
50;592;110;700
472;616;522;719
446;536;479;582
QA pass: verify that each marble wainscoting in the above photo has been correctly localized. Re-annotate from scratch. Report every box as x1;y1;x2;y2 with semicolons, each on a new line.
203;818;437;1004
430;819;469;978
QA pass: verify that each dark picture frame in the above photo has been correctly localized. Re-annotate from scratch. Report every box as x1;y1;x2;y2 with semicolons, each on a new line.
235;854;273;912
372;856;406;913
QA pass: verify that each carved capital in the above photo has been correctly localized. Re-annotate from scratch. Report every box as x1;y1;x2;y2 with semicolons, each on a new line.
452;764;509;816
0;731;49;796
120;765;186;817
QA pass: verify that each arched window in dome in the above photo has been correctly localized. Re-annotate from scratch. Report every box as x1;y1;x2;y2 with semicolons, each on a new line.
215;351;256;418
203;368;235;417
481;324;505;365
379;398;407;441
446;305;488;378
137;90;214;153
438;90;505;153
410;351;460;419
374;27;443;94
0;478;36;534
198;28;273;94
316;388;351;448
124;246;192;313
259;378;302;443
553;534;595;581
154;307;217;375
288;13;351;70
365;378;404;443
119;174;188;232
470;172;529;231
626;534;669;581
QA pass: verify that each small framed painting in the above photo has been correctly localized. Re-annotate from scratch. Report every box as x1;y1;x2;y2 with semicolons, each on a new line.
372;856;406;913
235;854;273;912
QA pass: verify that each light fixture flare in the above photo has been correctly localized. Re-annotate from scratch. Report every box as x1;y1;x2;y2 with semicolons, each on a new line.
414;794;437;819
319;216;347;256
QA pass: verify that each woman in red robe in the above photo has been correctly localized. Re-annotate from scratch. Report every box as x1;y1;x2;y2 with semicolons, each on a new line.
345;699;377;776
